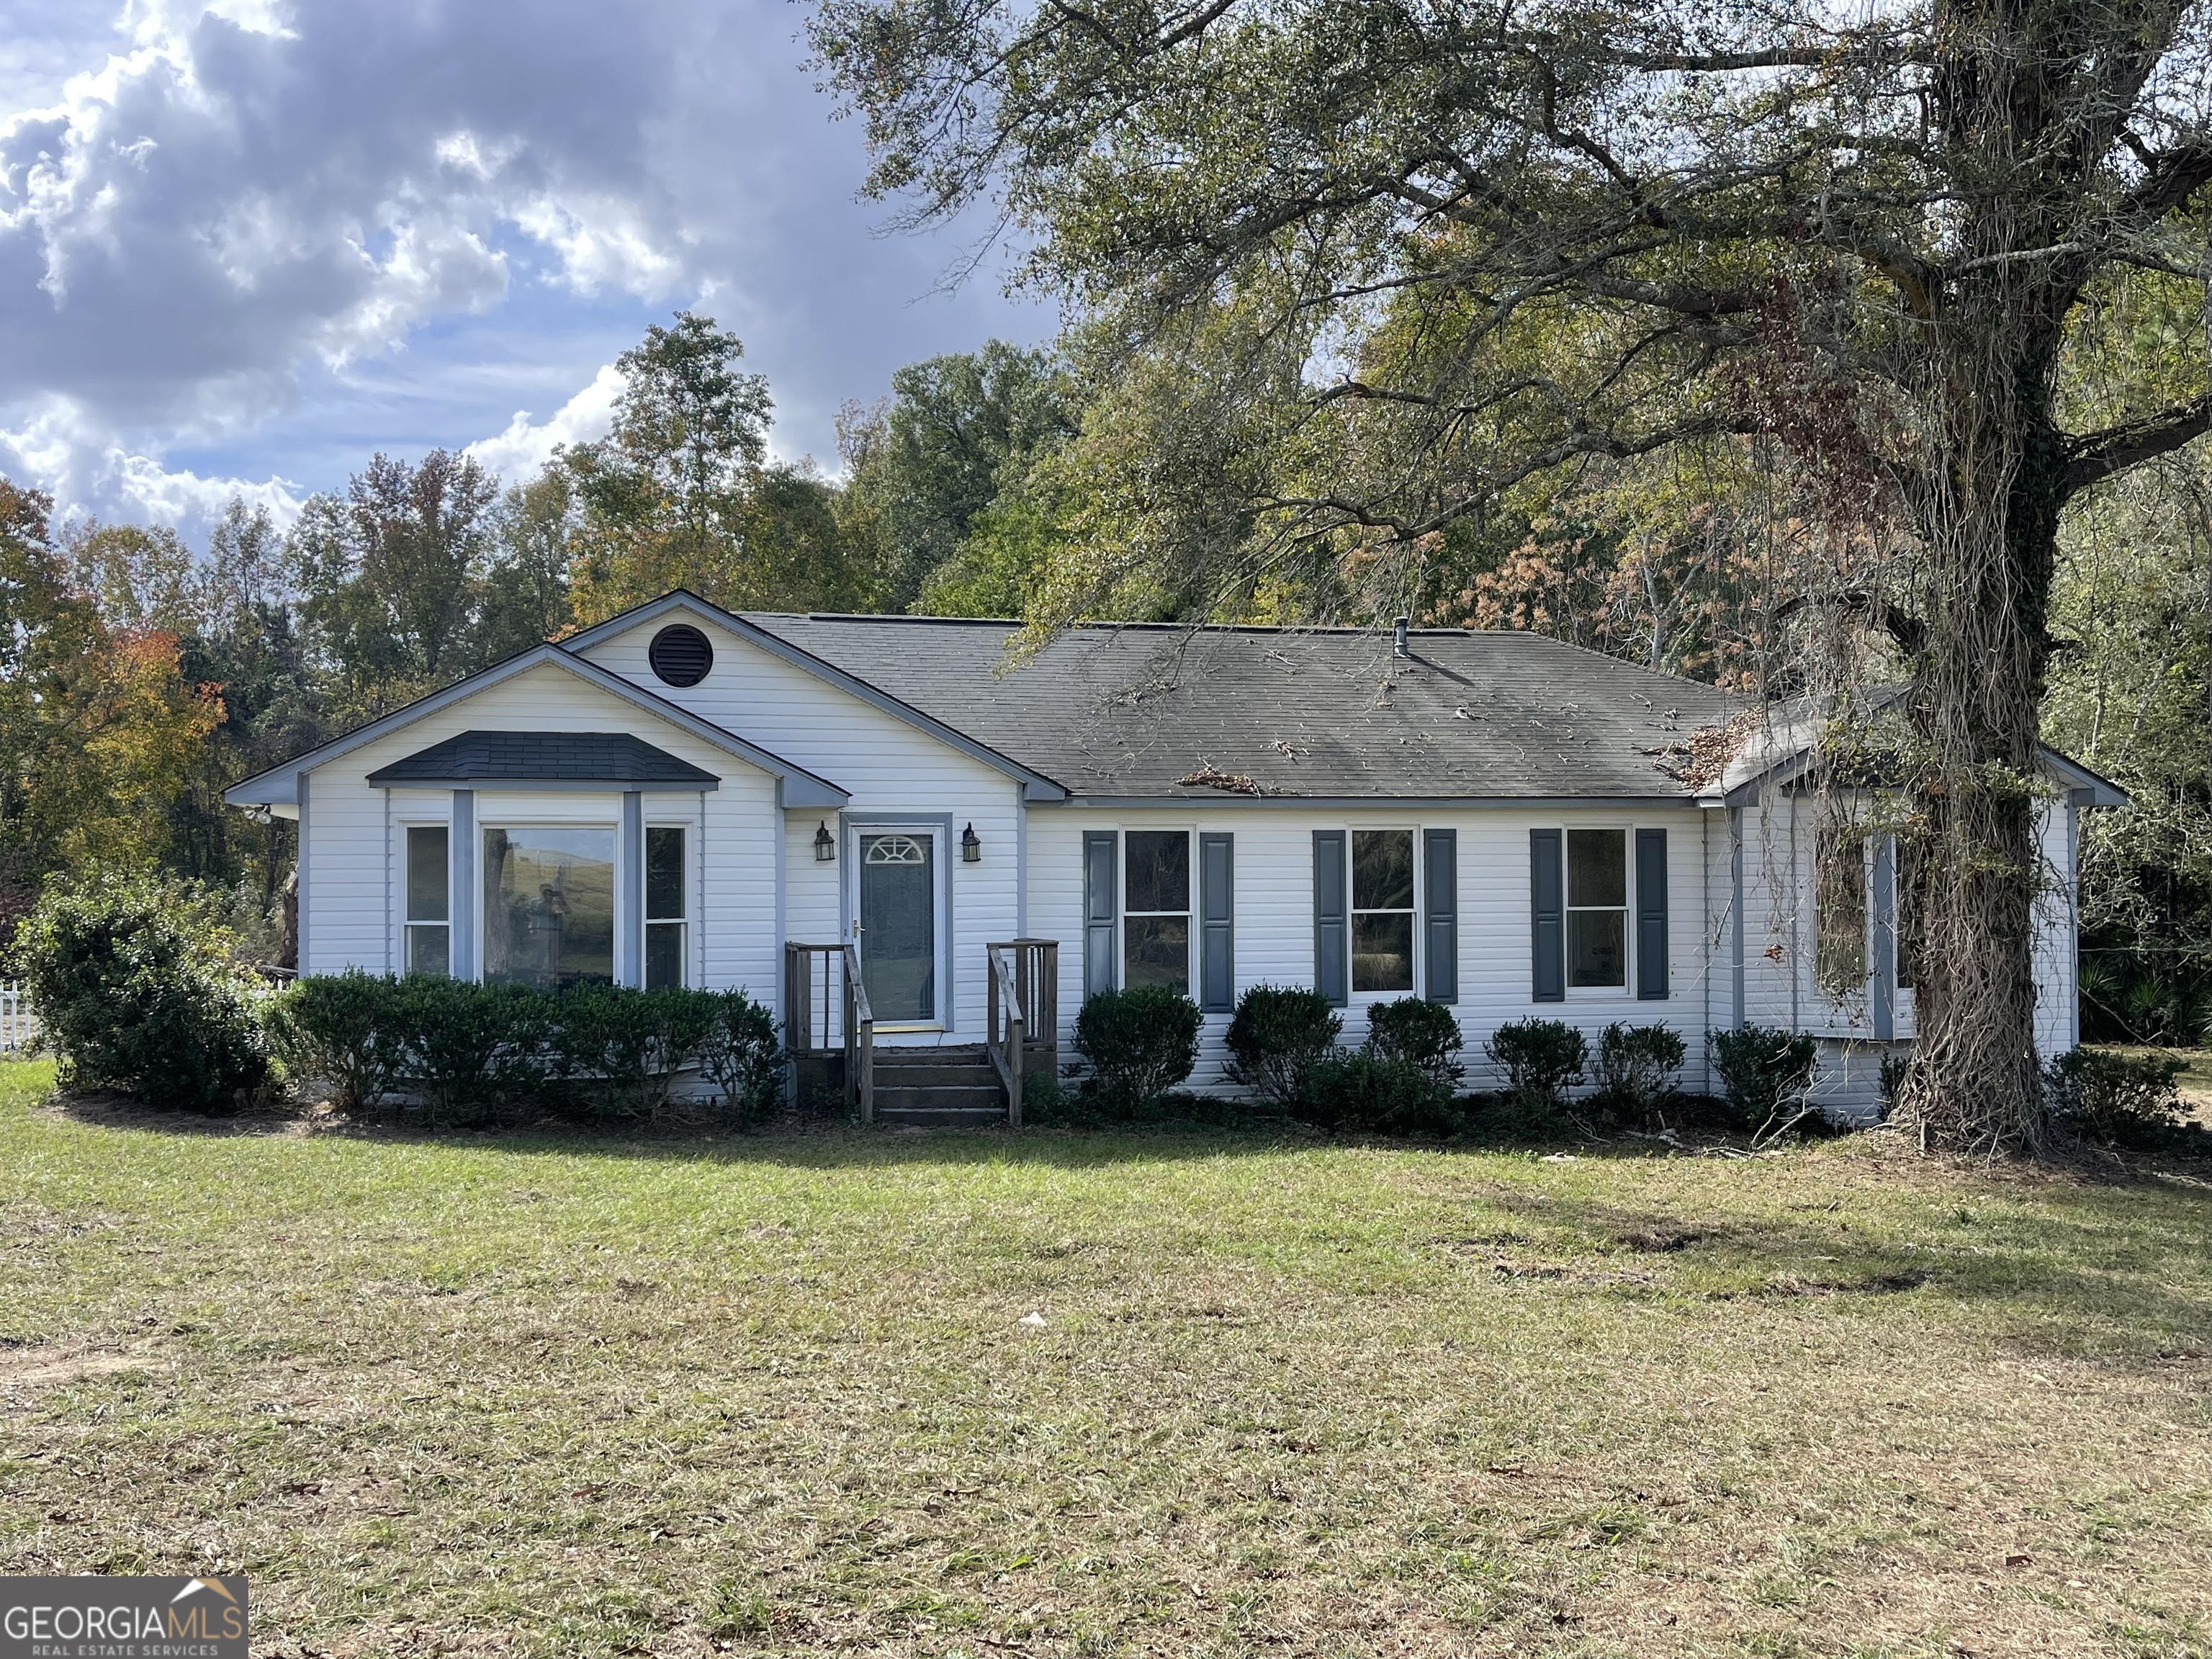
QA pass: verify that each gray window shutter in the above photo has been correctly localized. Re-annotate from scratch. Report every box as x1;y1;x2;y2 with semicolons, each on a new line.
1200;832;1234;1012
1530;828;1564;1002
1636;827;1668;1000
1424;827;1457;1004
1084;831;1118;998
1313;830;1348;1007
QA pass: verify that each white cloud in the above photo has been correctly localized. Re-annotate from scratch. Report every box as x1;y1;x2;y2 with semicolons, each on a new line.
464;362;623;482
0;395;301;538
0;0;1054;542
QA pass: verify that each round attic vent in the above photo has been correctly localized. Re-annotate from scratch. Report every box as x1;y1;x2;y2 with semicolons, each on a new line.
649;624;713;688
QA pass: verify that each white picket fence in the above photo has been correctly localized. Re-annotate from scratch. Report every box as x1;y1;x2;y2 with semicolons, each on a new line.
0;981;37;1053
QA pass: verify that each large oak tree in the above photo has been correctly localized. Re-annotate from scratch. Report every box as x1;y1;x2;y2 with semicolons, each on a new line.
813;0;2212;1149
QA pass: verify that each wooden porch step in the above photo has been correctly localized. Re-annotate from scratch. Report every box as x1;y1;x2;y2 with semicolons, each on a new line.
873;1043;992;1066
873;1062;999;1087
876;1105;1012;1129
874;1083;1007;1114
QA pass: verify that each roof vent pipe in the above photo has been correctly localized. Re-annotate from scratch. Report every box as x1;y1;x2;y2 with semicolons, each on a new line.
1393;616;1411;657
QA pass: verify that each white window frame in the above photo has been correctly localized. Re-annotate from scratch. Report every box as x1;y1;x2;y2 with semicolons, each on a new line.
1120;824;1197;997
401;819;451;977
1560;822;1634;998
479;818;622;988
1347;824;1422;1002
644;820;691;990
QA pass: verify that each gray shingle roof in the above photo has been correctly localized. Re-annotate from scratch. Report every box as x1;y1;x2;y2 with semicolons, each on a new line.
366;730;720;788
742;616;1743;802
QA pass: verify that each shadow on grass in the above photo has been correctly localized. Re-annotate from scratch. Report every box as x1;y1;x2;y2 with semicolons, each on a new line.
1480;1169;2212;1365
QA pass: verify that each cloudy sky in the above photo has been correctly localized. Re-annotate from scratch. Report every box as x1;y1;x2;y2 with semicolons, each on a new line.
0;0;1051;544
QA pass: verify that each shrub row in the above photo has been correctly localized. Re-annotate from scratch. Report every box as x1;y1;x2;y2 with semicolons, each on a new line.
270;971;783;1126
9;875;783;1121
1068;979;1857;1143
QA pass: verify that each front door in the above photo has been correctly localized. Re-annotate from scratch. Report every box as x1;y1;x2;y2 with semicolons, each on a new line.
858;830;936;1024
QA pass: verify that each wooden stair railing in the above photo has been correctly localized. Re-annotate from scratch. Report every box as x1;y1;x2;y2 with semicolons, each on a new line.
986;940;1058;1127
784;942;873;1123
843;943;874;1123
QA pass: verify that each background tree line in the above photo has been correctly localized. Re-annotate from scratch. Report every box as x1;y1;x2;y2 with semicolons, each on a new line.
6;274;2210;1068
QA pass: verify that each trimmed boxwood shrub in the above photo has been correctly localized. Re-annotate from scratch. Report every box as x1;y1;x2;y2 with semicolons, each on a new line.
267;974;778;1127
13;874;270;1112
1708;1025;1820;1136
266;968;405;1112
2044;1048;2187;1145
1223;985;1341;1110
1593;1022;1687;1127
1072;985;1202;1117
697;988;786;1125
1297;1051;1460;1137
554;983;724;1121
1484;1018;1586;1110
1363;998;1465;1092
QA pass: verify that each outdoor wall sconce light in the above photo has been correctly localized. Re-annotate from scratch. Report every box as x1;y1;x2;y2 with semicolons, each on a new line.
814;821;836;861
961;822;982;863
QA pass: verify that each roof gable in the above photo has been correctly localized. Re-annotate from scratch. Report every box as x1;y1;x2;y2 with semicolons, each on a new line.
560;592;1072;801
223;646;847;809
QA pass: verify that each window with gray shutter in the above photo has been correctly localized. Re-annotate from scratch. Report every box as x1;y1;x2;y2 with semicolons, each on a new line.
1200;832;1234;1012
1635;827;1668;999
1083;832;1118;998
1530;828;1565;1002
1313;830;1347;1007
1424;828;1457;1003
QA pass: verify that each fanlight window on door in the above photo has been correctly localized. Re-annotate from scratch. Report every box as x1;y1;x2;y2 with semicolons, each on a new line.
865;835;928;866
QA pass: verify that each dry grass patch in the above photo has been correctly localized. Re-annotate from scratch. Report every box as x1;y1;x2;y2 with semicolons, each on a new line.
0;1060;2207;1658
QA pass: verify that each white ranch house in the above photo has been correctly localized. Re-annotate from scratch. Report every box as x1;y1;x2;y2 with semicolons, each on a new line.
225;592;2121;1123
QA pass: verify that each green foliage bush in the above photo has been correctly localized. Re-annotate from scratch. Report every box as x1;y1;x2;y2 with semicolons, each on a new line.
1072;985;1202;1116
267;974;778;1128
14;874;271;1112
697;988;785;1125
1223;985;1341;1110
549;984;723;1121
1363;998;1465;1091
1593;1022;1687;1127
2044;1048;2188;1145
1707;1025;1821;1136
266;968;404;1113
1484;1019;1587;1110
1296;1051;1460;1137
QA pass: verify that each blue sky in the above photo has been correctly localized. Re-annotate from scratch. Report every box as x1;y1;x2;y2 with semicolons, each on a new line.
0;0;1053;544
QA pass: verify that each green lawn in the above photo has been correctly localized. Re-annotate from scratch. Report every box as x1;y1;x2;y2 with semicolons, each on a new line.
2;1061;2208;1659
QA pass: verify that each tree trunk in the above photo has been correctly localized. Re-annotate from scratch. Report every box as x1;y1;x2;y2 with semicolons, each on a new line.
1894;351;2064;1153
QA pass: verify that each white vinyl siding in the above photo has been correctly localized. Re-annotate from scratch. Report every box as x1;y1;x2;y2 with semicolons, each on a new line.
575;613;1022;1042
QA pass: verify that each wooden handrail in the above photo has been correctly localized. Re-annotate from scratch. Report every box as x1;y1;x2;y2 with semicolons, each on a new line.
986;945;1025;1128
842;942;874;1123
